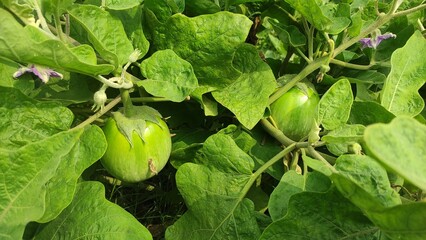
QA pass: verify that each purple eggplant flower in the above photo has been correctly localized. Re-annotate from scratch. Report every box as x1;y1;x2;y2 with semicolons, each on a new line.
13;64;63;83
359;33;396;49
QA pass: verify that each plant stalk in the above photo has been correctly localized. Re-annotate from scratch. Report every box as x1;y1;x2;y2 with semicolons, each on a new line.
120;89;135;117
239;143;297;202
268;56;328;105
73;96;121;129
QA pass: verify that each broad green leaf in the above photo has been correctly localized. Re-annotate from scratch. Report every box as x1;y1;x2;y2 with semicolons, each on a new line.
302;155;334;177
150;11;251;89
0;0;34;20
322;124;365;144
35;73;96;105
144;0;180;23
212;44;277;129
364;116;426;190
109;5;149;57
355;83;380;102
41;0;75;21
268;171;331;221
140;49;198;102
246;184;269;212
374;18;416;62
218;124;284;180
304;154;402;212
38;125;107;222
0;128;86;239
284;0;350;34
332;155;401;211
347;11;364;37
229;0;263;5
349;101;395;125
269;19;306;47
0;87;74;151
260;189;377;240
184;0;220;16
103;0;142;10
381;31;426;117
0;9;114;75
69;4;134;67
32;182;153;240
368;202;426;240
170;128;211;168
317;78;353;130
347;70;386;84
165;134;261;239
0;59;34;95
149;11;252;111
322;124;365;156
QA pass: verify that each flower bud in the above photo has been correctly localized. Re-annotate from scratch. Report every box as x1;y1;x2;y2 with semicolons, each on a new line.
128;49;142;63
92;89;108;111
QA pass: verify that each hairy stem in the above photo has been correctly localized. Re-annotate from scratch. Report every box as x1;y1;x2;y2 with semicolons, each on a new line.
269;56;328;104
239;143;297;201
74;96;121;129
392;3;426;18
54;13;65;42
307;145;335;167
330;59;373;70
120;89;134;117
260;119;294;146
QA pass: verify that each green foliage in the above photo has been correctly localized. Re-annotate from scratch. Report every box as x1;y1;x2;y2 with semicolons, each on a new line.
31;182;153;239
68;4;134;68
364;117;426;190
165;134;261;239
284;0;351;34
140;49;198;102
0;87;107;238
1;0;426;239
0;8;114;75
381;31;426;117
268;171;331;221
317;78;354;130
322;124;365;155
103;0;143;10
260;188;377;240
